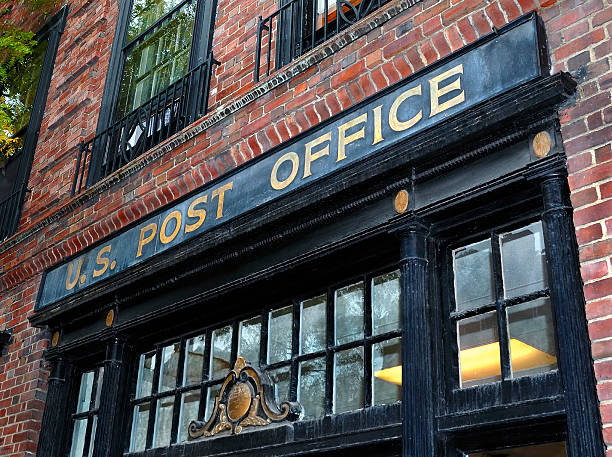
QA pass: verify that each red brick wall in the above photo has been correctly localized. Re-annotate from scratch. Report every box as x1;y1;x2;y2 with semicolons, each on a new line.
0;0;610;454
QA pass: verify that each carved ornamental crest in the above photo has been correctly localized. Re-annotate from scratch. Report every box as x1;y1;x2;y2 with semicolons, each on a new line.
189;357;301;438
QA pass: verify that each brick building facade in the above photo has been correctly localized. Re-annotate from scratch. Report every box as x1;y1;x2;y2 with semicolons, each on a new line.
0;0;610;455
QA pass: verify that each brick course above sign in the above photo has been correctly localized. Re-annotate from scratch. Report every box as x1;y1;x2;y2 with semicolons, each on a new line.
37;14;546;309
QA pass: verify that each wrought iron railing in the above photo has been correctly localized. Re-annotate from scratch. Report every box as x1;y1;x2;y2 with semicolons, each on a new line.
0;188;25;241
254;0;392;82
72;55;219;195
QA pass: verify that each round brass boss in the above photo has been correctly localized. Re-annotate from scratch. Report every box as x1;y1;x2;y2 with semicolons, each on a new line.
105;309;115;327
394;190;409;214
533;131;552;158
51;331;60;347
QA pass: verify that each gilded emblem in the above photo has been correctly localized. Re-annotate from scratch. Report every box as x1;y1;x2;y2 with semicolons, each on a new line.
188;357;301;439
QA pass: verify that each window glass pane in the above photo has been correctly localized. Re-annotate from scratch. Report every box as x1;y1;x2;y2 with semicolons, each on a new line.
118;1;195;117
458;311;501;387
136;351;156;398
130;403;150;452
128;0;188;41
239;316;262;365
266;366;291;404
268;305;293;364
453;239;495;311
159;342;180;392
300;294;326;354
87;416;97;457
501;221;548;298
206;384;221;421
372;337;402;405
298;357;326;419
211;325;233;380
466;441;567;456
507;297;557;378
179;390;200;442
68;418;87;457
335;282;364;345
372;270;401;335
334;347;364;413
94;367;104;409
184;334;205;386
153;397;174;448
76;371;94;413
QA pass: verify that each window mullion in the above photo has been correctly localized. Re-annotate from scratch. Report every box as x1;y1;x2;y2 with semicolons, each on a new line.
491;232;511;382
364;273;373;408
146;347;163;449
325;287;334;415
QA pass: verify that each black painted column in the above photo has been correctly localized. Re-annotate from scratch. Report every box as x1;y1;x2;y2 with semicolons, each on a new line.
37;357;74;457
399;219;435;457
540;175;605;457
92;338;132;457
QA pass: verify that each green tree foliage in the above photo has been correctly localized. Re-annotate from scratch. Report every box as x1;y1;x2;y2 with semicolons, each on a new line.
0;0;56;166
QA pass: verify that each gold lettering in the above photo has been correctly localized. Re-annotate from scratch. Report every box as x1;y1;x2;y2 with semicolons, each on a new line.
304;131;332;178
389;85;422;131
211;181;233;219
185;195;208;233
372;105;384;145
160;211;182;244
137;223;157;258
337;113;367;162
66;258;84;290
429;63;465;117
270;152;299;190
93;245;112;278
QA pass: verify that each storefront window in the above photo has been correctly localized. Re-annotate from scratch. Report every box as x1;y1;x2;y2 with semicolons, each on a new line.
127;267;402;449
452;221;558;388
68;367;104;457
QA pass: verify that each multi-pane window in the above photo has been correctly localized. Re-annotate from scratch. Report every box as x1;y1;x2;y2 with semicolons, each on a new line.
117;0;197;119
451;221;558;388
68;367;104;457
128;268;402;449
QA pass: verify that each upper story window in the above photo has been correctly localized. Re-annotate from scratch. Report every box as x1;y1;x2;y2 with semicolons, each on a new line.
0;8;66;239
127;267;402;450
74;0;218;193
68;367;104;457
451;221;557;388
255;0;393;81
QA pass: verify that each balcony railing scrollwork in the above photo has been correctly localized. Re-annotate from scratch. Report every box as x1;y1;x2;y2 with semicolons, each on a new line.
72;54;219;195
254;0;392;82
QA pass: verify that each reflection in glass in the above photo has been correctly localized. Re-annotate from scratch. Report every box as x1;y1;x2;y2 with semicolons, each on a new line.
501;221;548;298
76;371;94;413
507;298;557;378
183;335;205;386
335;282;364;345
136;351;156;398
466;441;567;456
153;397;174;448
300;294;326;354
118;1;195;117
206;384;221;421
87;416;97;457
179;391;200;442
299;358;326;419
372;337;402;405
453;239;495;311
372;270;401;335
211;326;233;380
267;366;291;404
69;418;87;457
334;347;364;413
94;367;104;409
130;403;150;452
128;0;188;41
268;306;293;364
239;316;262;365
458;311;501;387
159;342;180;392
